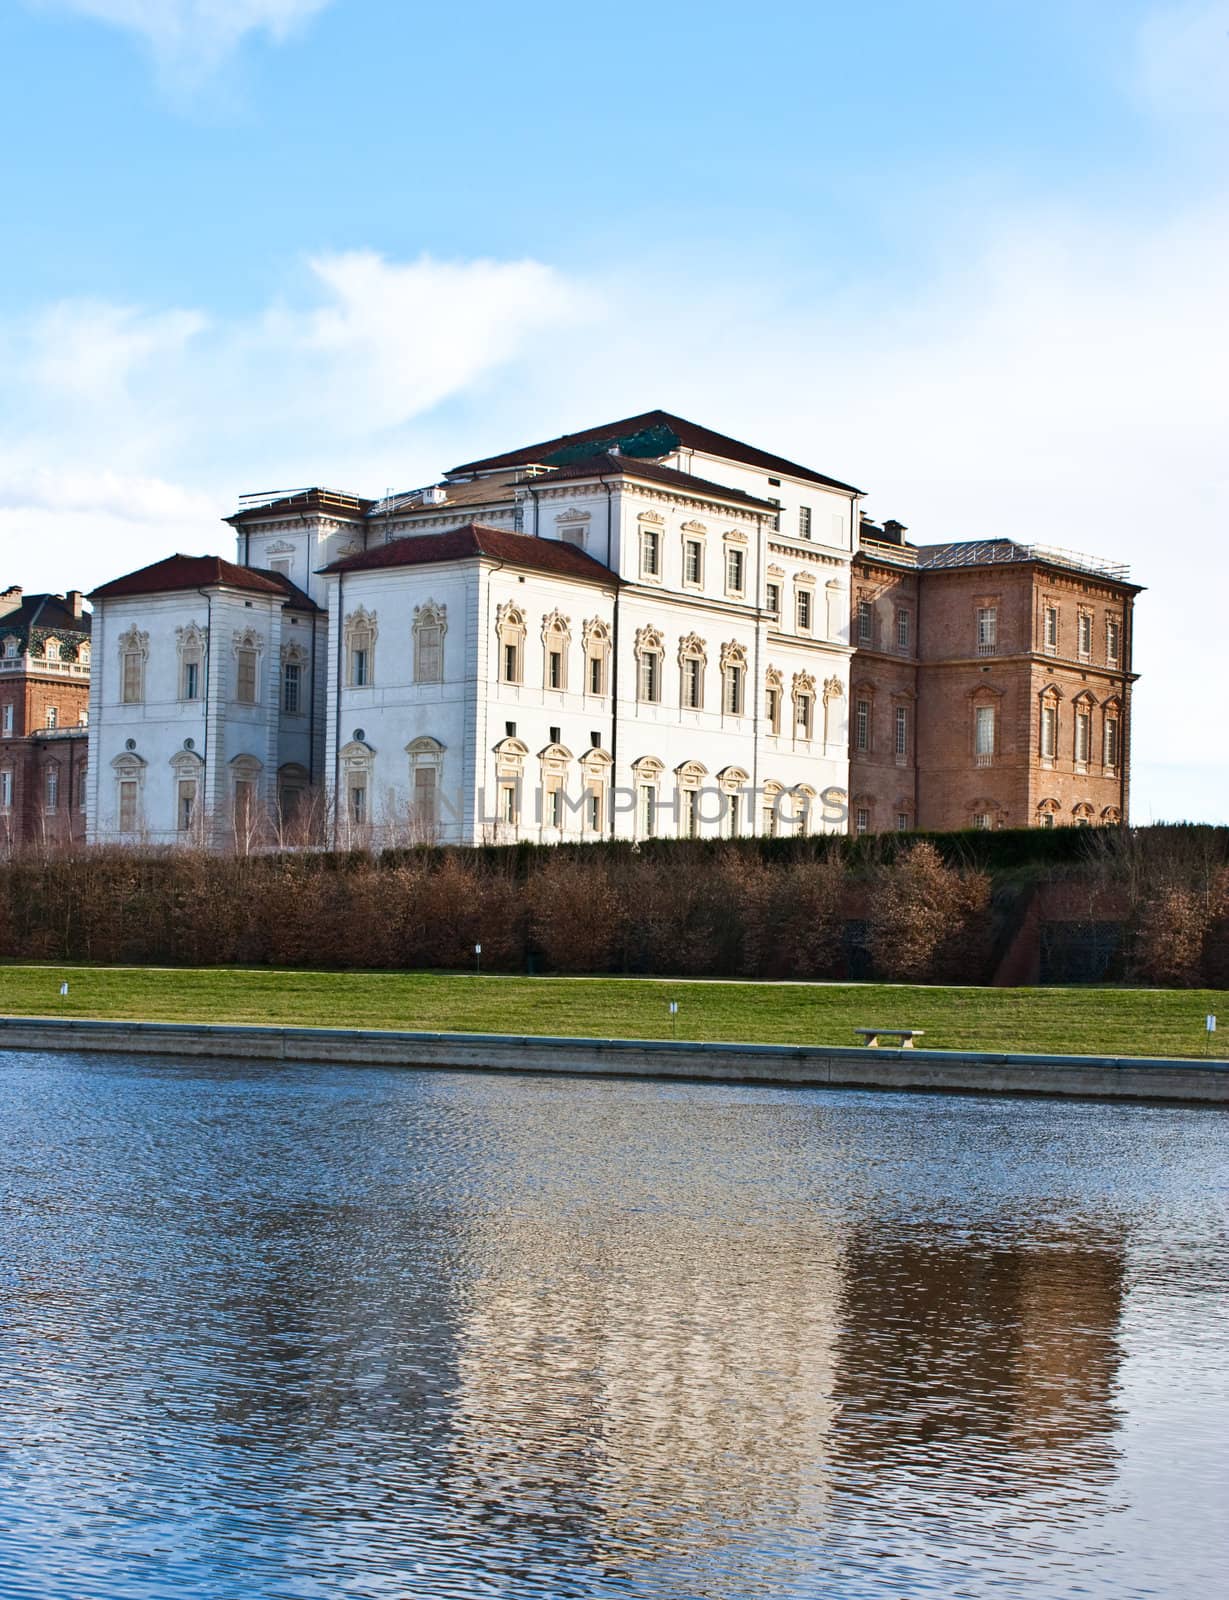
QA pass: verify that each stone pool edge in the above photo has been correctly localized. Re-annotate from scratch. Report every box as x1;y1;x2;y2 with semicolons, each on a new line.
2;1015;1227;1104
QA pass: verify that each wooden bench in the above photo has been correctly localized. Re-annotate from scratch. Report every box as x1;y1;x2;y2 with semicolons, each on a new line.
854;1028;925;1049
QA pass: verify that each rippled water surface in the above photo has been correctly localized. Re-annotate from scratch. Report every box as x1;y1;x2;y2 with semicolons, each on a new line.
1;1052;1227;1599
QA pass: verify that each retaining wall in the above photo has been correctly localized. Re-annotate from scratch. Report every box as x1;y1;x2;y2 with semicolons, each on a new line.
2;1016;1227;1104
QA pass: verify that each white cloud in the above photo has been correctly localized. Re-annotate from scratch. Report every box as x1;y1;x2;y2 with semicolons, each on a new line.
31;0;331;84
1135;0;1229;128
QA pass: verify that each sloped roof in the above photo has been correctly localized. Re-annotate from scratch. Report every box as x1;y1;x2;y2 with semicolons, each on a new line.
320;523;618;585
447;408;861;494
0;593;91;636
522;452;781;511
90;554;292;601
227;488;371;523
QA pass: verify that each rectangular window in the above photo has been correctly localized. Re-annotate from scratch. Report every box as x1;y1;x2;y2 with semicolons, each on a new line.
796;589;812;632
587;788;602;832
857;599;874;645
414;767;438;827
855;699;870;753
1078;612;1093;658
798;506;812;539
684;539;703;585
282;662;301;714
855;807;870;836
269;558;291;578
178;780;196;832
1;704;12;736
350;647;368;689
1040;703;1057;760
560;526;585;548
503;642;519;684
45;767;58;811
588;654;604;695
121;651;143;704
46;706;58;729
975;704;996;763
1107;618;1121;666
1075;710;1091;765
119;779;138;832
547;649;563;690
726;793;740;837
765;581;781;619
895;705;908;757
972;812;992;830
896;609;910;652
682;657;702;709
181;660;199;701
637;783;655;837
726;547;745;595
546;785;562;827
1044;605;1059;653
976;607;998;655
766;686;780;733
680;788;698;839
347;780;366;826
896;812;910;832
796;693;813;739
641;526;661;577
0;770;11;809
416;625;443;682
500;782;518;825
236;649;258;703
1039;811;1055;829
639;652;660;703
724;665;743;716
1104;717;1120;770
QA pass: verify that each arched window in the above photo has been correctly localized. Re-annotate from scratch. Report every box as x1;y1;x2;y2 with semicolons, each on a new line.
413;601;447;684
674;760;708;839
338;741;373;838
229;753;264;843
344;607;377;688
718;766;749;837
678;633;707;711
177;622;207;702
496;603;526;686
117;625;149;706
634;625;664;705
582;618;611;697
280;639;308;714
492;736;528;832
1036;797;1060;830
1039;687;1061;762
111;751;147;835
405;737;445;840
580;746;612;834
171;749;205;836
541;610;572;693
43;761;60;813
44;637;61;663
822;675;845;749
538;741;573;831
786;783;817;835
1072;800;1095;828
762;779;784;837
277;762;310;837
232;626;264;706
631;755;664;838
1102;697;1122;773
720;642;747;717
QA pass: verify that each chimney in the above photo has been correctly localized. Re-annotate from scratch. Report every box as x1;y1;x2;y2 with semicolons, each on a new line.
882;519;908;545
66;589;83;619
0;585;21;617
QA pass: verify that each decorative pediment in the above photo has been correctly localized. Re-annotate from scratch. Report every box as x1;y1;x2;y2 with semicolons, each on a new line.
232;626;264;653
720;640;747;669
823;675;845;701
554;506;591;524
176;622;207;655
580;746;613;770
636;510;665;525
540;608;572;642
765;664;784;690
634;624;664;654
677;631;707;663
169;749;204;772
265;539;297;556
582;617;610;649
723;527;749;545
680;520;708;536
631;754;665;776
537;743;574;772
717;765;749;789
496;602;525;632
766;563;786;579
792;670;817;697
674;760;709;785
281;639;309;665
406;736;445;756
117;625;149;656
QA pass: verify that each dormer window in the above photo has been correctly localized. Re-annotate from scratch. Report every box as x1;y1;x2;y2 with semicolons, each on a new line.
45;638;61;662
2;637;17;659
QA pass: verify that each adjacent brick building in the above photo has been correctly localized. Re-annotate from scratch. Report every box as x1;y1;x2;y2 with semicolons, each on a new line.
849;521;1139;832
0;587;92;849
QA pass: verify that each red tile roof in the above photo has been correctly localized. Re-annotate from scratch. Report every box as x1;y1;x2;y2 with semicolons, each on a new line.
89;554;292;601
521;451;781;511
448;409;862;494
320;523;619;585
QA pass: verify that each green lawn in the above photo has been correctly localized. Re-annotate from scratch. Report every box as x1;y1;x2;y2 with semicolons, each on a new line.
1;963;1226;1059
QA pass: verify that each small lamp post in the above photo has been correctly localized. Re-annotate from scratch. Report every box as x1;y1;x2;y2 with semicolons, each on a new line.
475;942;482;978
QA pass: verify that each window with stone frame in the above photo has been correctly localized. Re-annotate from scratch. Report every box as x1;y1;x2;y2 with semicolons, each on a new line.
45;638;61;662
639;520;663;580
976;606;998;656
118;625;149;706
235;646;259;704
632;756;663;837
894;703;909;761
678;633;706;710
46;706;58;729
582;619;611;697
1074;699;1093;767
1077;609;1093;660
854;695;871;753
496;603;526;686
765;667;783;735
44;763;59;812
765;580;781;619
1103;706;1121;771
1106;617;1122;667
798;505;812;540
413;601;447;684
857;598;874;646
113;752;145;834
0;769;12;810
793;672;817;741
344;607;376;688
974;702;997;765
1043;603;1059;654
683;537;704;587
541;611;571;693
720;642;747;717
724;537;747;598
795;584;814;634
675;761;706;838
2;703;12;736
635;626;664;704
896;609;911;653
1040;695;1059;762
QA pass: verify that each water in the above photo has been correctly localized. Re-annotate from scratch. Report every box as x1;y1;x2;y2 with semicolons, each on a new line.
0;1053;1226;1600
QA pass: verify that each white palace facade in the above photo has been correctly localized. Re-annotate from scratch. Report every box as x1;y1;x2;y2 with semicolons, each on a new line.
87;411;861;846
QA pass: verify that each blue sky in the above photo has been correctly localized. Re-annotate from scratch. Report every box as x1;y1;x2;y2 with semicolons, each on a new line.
1;0;1226;820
